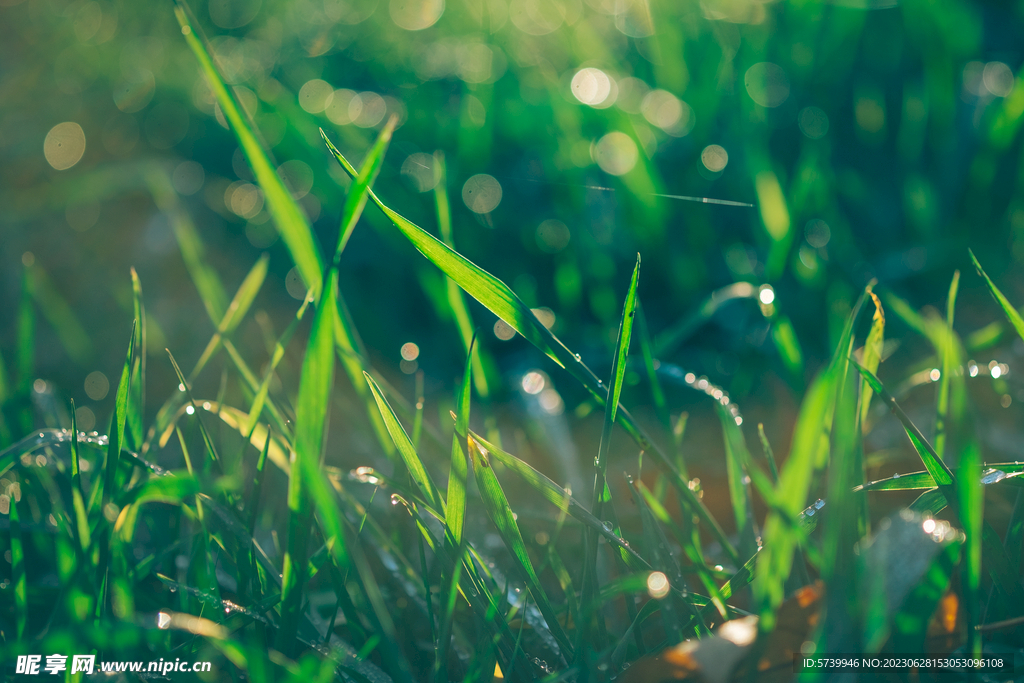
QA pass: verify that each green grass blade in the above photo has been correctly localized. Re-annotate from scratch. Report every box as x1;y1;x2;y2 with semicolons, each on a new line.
277;270;338;655
851;360;955;491
467;435;574;659
958;439;983;657
17;265;33;397
718;406;758;560
860;291;885;427
935;271;960;462
174;1;324;300
191;253;270;380
365;372;444;513
608;255;640;425
69;400;91;552
636;303;677;473
446;340;473;546
166;351;223;474
971;249;1024;342
856;472;938;491
322;132;736;564
334;119;397;264
103;322;137;512
128;268;146;451
757;424;780;483
754;369;835;630
433;152;491;398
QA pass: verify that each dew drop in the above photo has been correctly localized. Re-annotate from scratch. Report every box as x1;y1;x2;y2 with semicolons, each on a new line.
893;473;900;479
602;521;614;532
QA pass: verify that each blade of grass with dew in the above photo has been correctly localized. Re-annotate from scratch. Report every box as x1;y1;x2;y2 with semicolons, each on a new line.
754;369;835;631
334;117;397;263
69;401;91;552
958;439;983;657
581;256;639;654
174;0;323;300
128;268;147;451
853;363;1024;614
852;361;955;495
365;372;444;514
466;435;574;660
627;479;699;641
434;151;491;398
718;406;758;560
167;352;224;476
277;270;337;655
321;132;737;564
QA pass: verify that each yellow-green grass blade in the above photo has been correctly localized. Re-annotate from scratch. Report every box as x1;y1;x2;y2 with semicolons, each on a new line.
191;253;270;381
278;270;338;654
860;291;885;427
771;314;805;378
334;118;397;264
103;321;137;512
128;268;146;451
145;166;228;322
935;271;960;462
608;255;640;426
446;340;473;546
321;132;736;564
9;489;26;638
174;0;324;300
971;249;1024;342
17;265;33;397
365;372;444;513
467;435;574;659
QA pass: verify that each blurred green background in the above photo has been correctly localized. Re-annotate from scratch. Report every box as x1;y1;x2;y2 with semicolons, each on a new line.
2;0;1024;502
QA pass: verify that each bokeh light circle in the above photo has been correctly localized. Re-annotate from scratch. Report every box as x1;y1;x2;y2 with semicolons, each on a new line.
594;132;638;176
389;0;444;30
462;174;502;213
44;122;87;170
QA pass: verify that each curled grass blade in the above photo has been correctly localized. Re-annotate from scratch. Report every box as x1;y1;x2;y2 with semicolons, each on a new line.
174;0;324;299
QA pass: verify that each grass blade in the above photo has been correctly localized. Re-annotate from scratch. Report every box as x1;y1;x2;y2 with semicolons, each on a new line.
958;440;983;657
174;0;324;300
718;407;758;560
103;321;137;512
321;132;736;564
334;118;397;264
365;372;444;514
971;249;1024;342
128;268;147;451
277;270;337;654
245;294;313;436
467;435;574;659
935;271;960;462
859;291;884;428
446;339;474;546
